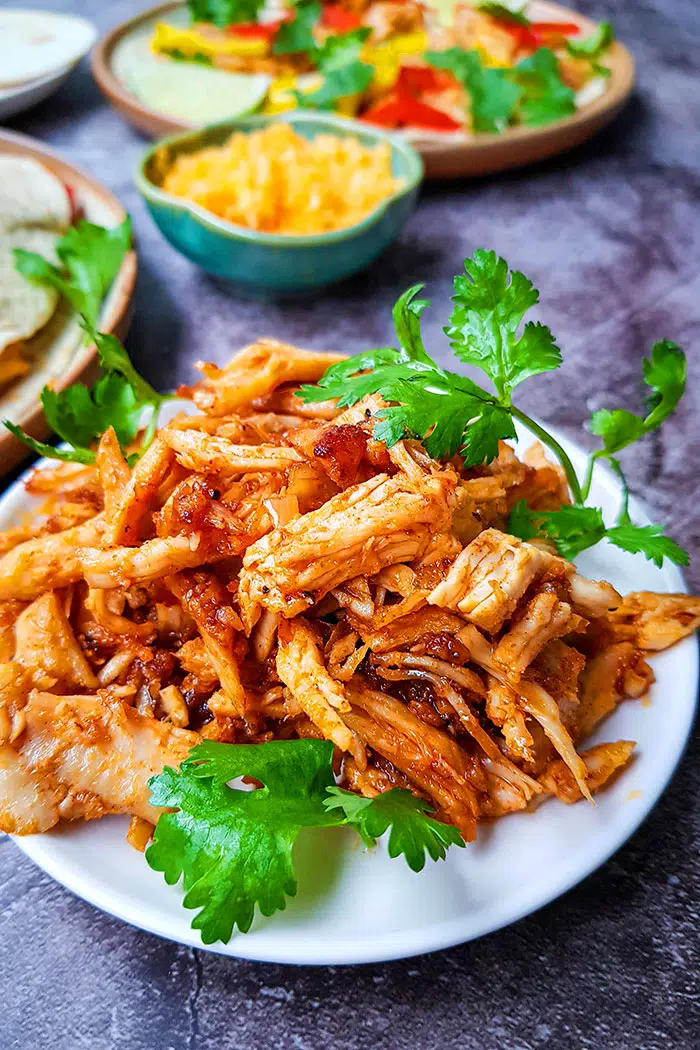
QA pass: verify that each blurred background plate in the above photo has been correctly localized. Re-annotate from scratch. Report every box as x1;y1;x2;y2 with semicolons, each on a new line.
92;0;635;179
0;10;97;121
0;131;137;475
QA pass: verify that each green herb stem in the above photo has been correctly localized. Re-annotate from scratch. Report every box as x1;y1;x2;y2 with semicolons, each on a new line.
509;405;584;505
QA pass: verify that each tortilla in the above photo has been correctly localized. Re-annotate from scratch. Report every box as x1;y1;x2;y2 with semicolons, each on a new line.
0;10;97;88
0;228;63;354
0;156;72;367
0;156;72;231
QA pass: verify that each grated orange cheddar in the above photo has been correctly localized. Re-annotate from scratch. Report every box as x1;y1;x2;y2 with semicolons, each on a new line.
161;123;404;236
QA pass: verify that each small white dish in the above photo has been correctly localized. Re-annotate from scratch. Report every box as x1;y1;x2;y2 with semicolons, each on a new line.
0;11;97;121
6;421;697;965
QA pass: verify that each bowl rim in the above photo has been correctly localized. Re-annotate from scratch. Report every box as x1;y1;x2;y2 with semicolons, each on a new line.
0;128;137;476
135;111;424;248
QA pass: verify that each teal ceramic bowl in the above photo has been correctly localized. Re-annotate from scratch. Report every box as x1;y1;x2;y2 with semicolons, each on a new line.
136;111;423;295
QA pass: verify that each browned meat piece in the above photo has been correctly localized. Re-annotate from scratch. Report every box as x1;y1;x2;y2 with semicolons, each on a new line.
528;639;585;732
168;572;246;717
0;689;198;834
345;681;479;838
239;468;456;629
453;4;519;63
576;642;654;739
608;591;700;650
14;592;97;691
492;591;587;680
363;0;425;41
485;676;534;764
0;514;105;601
188;340;345;415
163;430;303;474
540;740;636;803
428;530;556;634
276;617;359;759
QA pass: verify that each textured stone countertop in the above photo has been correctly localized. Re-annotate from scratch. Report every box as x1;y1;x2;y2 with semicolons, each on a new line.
1;1;698;1047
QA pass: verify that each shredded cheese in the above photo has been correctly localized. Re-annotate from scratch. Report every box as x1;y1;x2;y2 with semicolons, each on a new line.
161;123;403;236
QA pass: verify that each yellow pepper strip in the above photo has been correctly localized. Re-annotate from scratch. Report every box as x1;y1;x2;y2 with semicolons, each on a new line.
152;22;269;60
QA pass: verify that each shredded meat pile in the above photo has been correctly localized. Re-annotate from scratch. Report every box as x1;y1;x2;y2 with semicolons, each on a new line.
1;339;698;848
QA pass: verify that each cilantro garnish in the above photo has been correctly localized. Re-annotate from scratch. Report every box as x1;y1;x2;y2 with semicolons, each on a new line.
296;28;374;109
426;48;522;133
273;1;321;55
14;216;132;330
475;0;530;27
6;218;166;464
513;48;576;126
566;22;614;60
324;786;464;871
147;740;462;943
273;4;373;109
4;326;167;465
426;47;574;132
187;0;265;28
300;249;688;568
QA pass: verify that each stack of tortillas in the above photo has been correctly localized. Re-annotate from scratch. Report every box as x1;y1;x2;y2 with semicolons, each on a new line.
0;10;97;89
0;157;72;391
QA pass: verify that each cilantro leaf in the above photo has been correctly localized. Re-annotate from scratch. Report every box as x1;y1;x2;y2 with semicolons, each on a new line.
642;339;686;428
513;48;576;126
392;284;433;363
297;58;373;109
426;48;521;133
93;331;163;406
372;375;510;464
187;0;265;28
508;501;688;567
589;340;687;455
273;1;321;55
295;26;373;109
2;423;96;464
475;0;530;26
446;249;562;401
324;787;464;871
566;21;614;60
14;217;132;329
147;740;341;943
300;250;688;568
508;502;607;559
588;408;647;455
147;741;466;943
605;524;689;568
5;323;166;465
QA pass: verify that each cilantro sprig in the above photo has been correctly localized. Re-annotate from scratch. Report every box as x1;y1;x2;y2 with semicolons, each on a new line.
300;249;688;568
14;216;132;330
6;215;166;465
187;0;265;28
147;740;463;943
426;47;574;131
273;3;373;109
4;329;168;465
475;0;530;26
566;22;614;60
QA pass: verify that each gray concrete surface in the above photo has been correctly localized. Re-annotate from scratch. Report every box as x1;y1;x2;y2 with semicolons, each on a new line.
1;1;699;1047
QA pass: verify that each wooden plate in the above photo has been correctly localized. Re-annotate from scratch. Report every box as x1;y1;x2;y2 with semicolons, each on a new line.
0;130;137;475
92;0;635;179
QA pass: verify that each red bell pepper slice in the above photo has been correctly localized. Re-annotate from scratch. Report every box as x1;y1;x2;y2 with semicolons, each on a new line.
363;89;461;131
320;5;363;32
225;16;291;41
502;19;581;50
396;65;453;94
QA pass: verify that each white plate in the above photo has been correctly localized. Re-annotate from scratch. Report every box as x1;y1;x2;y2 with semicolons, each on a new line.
6;422;698;965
